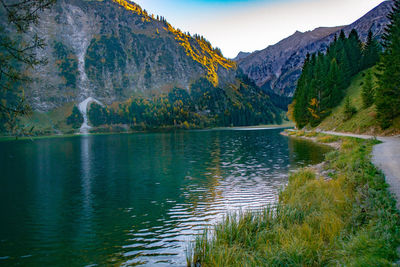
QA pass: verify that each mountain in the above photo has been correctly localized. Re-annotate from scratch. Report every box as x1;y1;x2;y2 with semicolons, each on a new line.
233;52;251;61
24;0;236;111
237;1;394;97
1;0;284;134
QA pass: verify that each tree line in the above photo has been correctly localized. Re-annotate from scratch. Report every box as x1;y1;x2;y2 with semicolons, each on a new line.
375;0;400;129
68;76;283;130
291;29;381;128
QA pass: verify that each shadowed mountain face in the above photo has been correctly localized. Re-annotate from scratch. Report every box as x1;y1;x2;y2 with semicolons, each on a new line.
237;1;394;97
22;0;236;111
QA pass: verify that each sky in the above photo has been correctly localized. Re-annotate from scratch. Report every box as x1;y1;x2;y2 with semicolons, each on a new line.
133;0;386;58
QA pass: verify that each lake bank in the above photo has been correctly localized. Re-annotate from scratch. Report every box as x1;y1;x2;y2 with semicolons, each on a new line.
0;122;294;142
188;130;400;266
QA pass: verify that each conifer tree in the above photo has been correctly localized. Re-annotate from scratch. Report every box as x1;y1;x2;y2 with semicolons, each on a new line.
291;29;368;128
339;30;346;41
343;97;357;121
67;106;84;129
376;0;400;129
328;58;340;107
362;31;381;69
346;29;363;76
293;54;312;128
337;49;351;88
361;71;375;108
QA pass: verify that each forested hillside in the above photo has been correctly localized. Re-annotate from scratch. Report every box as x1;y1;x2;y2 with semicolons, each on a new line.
237;1;393;97
291;0;400;133
0;0;284;135
291;30;381;128
72;75;282;131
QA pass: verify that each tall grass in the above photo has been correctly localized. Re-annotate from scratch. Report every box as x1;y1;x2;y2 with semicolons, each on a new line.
188;136;400;266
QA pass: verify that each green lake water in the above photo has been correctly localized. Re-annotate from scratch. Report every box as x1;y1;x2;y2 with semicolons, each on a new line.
0;128;330;266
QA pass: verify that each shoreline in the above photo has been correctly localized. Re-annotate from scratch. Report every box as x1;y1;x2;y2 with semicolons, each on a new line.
189;129;400;266
284;129;400;261
288;129;400;211
0;123;295;142
280;130;341;149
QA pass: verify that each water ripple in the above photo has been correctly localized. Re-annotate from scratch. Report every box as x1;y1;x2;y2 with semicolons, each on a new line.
0;129;331;266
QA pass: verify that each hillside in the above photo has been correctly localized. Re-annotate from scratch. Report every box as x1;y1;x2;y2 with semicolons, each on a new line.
22;0;236;111
317;68;400;136
237;1;394;96
0;0;287;135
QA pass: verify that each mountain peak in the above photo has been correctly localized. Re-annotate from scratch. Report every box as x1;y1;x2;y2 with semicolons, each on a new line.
233;51;251;61
238;1;392;96
112;0;150;21
112;0;235;86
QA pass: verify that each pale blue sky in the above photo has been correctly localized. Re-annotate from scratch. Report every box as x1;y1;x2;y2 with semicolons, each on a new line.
133;0;386;58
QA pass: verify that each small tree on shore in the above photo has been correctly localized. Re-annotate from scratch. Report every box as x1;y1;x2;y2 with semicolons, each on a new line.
67;106;83;129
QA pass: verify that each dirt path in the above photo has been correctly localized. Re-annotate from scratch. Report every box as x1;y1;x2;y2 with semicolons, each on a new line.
317;130;400;210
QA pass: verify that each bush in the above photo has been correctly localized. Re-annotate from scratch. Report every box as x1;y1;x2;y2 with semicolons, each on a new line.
343;97;357;121
66;106;83;129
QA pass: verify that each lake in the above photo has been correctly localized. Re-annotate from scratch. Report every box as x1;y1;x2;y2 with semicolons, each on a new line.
0;128;330;266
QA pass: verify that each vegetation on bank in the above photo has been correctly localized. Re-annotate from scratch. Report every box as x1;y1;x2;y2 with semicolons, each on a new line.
188;131;400;266
0;73;285;137
85;75;283;131
0;0;56;136
17;103;77;136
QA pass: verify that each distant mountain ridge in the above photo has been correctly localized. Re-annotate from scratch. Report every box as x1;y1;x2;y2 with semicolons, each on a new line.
233;52;251;61
237;1;394;96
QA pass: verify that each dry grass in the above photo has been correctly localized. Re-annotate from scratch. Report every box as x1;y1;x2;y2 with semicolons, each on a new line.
316;135;339;143
188;137;400;266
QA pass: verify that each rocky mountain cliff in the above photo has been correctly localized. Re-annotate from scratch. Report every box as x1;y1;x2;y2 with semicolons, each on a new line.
237;1;394;97
26;0;236;111
233;52;251;61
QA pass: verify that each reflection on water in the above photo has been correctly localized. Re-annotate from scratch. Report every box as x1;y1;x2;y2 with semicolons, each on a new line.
0;129;330;266
81;136;93;217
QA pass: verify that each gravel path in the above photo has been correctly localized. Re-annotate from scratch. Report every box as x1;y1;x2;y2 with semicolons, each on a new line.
371;137;400;210
317;130;400;210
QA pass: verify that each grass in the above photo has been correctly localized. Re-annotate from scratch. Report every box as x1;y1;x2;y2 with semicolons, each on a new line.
214;120;295;131
18;103;76;136
318;67;400;136
316;135;339;143
188;132;400;266
304;131;317;138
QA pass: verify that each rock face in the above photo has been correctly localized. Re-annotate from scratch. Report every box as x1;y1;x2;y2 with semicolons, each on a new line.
237;1;394;97
233;52;251;61
26;0;235;111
